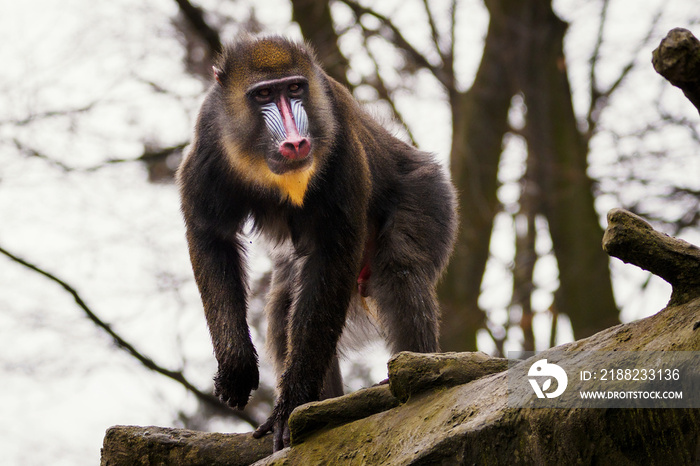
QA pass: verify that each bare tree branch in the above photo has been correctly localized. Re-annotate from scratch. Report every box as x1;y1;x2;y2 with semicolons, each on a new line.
0;244;259;428
339;0;453;88
586;0;610;133
1;103;97;127
87;142;189;173
512;211;537;352
421;0;444;61
602;10;662;95
447;0;457;82
12;139;189;175
173;0;222;55
12;138;74;172
548;305;558;349
585;6;664;139
290;0;352;88
359;35;418;146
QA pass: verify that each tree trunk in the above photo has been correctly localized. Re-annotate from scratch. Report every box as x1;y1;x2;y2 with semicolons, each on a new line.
515;0;619;338
290;0;351;89
438;0;521;351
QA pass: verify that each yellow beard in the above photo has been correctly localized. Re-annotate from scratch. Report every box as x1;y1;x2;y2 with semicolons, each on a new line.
224;140;314;206
263;162;315;206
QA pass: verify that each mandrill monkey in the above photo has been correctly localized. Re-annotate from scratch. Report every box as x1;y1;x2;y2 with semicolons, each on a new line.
178;36;457;451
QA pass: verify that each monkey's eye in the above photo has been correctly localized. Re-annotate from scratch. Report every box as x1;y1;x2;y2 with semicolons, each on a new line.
288;83;304;97
254;88;273;103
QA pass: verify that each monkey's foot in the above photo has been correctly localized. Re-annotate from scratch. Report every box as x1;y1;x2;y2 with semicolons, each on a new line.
253;414;289;452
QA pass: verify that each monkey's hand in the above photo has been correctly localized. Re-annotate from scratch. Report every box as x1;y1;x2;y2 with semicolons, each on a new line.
214;351;259;410
252;403;291;452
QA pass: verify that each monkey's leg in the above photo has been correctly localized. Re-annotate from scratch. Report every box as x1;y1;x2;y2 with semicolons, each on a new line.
320;353;343;399
372;163;456;354
372;267;441;354
252;352;343;448
267;261;344;398
265;254;295;378
370;215;449;353
254;243;359;450
265;252;343;400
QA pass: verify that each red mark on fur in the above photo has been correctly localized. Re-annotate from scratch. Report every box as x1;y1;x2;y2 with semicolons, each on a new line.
357;226;376;297
358;264;371;297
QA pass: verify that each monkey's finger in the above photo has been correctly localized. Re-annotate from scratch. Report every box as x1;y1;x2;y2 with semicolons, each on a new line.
252;417;275;439
282;422;291;448
273;426;285;452
214;389;229;405
227;394;247;410
216;392;242;411
373;378;389;386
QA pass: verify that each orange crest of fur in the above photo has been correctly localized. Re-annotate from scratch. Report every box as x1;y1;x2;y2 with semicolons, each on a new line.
251;42;293;71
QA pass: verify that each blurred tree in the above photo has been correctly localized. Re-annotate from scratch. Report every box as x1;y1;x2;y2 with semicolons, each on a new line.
165;0;687;354
507;0;622;348
286;0;623;352
290;0;352;89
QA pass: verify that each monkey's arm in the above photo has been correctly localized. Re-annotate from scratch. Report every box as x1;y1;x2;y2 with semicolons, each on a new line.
186;226;259;410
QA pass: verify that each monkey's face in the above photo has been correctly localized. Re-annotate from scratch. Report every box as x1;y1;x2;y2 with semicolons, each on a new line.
246;75;312;175
213;38;337;206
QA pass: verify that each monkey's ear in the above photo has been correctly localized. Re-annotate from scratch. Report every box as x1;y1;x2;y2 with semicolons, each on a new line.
213;66;224;85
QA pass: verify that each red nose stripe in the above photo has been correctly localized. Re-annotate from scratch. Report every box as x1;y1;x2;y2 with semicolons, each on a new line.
277;94;310;159
277;94;300;139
